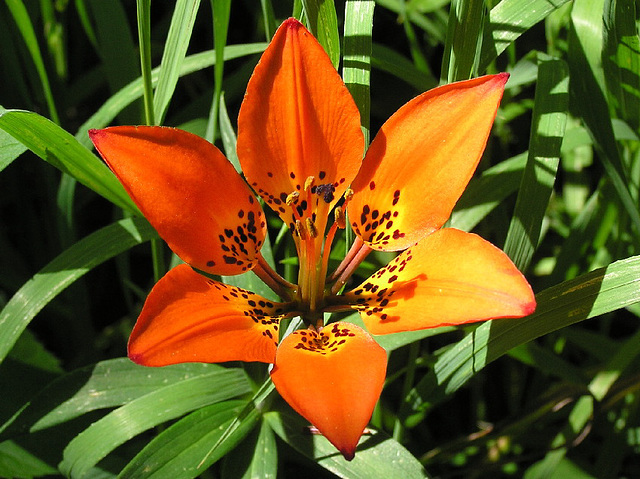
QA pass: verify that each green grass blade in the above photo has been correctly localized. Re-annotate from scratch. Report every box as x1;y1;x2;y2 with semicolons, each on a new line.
119;400;259;479
266;408;429;478
302;0;340;68
4;0;60;124
441;0;485;82
88;0;141;124
0;108;137;212
569;0;640;236
479;0;572;72
343;0;375;144
371;43;437;91
503;55;568;272
0;360;229;438
603;0;640;131
59;372;251;478
154;0;201;125
205;0;231;143
450;153;527;232
75;44;267;148
0;128;27;173
0;217;156;365
136;0;155;125
401;254;640;422
221;419;278;479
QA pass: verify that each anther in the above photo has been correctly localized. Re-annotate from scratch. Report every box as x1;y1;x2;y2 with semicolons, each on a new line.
334;207;346;229
305;217;318;238
304;176;316;191
345;188;354;201
286;191;300;205
295;219;307;240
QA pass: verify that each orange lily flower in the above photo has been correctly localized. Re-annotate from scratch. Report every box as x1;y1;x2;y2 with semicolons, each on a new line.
89;18;535;460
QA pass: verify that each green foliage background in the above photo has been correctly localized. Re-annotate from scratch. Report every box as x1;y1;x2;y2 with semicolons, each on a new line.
1;0;639;477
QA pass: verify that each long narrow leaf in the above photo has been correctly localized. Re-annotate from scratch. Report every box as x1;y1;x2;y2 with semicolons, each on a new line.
0;217;156;364
154;0;202;124
343;0;375;144
59;373;251;478
503;55;568;271
479;0;572;71
401;254;640;422
0;108;137;212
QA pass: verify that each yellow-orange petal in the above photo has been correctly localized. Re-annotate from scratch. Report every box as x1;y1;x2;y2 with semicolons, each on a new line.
347;74;509;251
270;322;387;460
345;228;536;335
89;126;266;276
128;264;290;366
237;18;364;232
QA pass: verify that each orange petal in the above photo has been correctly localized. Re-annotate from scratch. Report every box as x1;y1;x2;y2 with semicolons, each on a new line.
89;126;266;276
345;228;536;335
270;322;387;460
347;74;509;251
237;18;364;231
128;264;290;366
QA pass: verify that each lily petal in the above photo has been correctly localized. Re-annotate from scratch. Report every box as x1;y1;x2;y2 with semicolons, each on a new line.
270;322;387;460
90;126;266;276
128;264;289;366
237;18;364;231
345;228;535;335
347;74;509;251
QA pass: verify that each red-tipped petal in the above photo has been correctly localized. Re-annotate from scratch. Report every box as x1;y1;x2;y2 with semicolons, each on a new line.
345;228;536;335
270;322;387;460
90;126;266;276
347;74;509;251
128;264;290;365
237;18;364;232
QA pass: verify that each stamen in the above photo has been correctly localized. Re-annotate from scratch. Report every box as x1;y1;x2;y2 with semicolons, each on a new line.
295;219;307;240
286;191;300;205
334;207;346;229
304;176;316;191
305;217;318;238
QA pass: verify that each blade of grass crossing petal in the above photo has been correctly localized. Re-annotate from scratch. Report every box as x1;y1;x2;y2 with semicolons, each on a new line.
136;0;155;125
0;217;156;364
221;419;278;479
265;409;429;478
59;372;251;478
570;0;640;237
450;153;527;232
75;44;267;148
479;0;572;72
4;0;59;124
205;0;231;143
503;55;568;272
400;255;640;422
603;0;640;131
0;360;229;438
154;0;201;124
0;108;137;213
302;0;340;68
441;0;485;82
120;401;259;479
343;0;375;144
